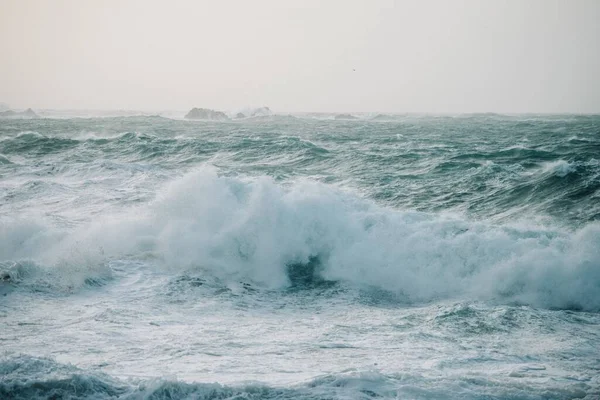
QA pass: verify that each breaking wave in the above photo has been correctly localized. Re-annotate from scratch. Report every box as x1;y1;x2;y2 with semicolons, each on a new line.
2;168;599;311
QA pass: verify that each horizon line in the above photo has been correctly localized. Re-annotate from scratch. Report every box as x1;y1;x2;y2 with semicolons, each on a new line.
3;106;600;116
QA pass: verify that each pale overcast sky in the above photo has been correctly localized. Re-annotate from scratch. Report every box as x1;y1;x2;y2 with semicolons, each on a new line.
1;0;599;113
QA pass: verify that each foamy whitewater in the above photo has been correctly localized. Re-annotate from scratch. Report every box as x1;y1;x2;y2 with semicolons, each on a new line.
1;114;599;399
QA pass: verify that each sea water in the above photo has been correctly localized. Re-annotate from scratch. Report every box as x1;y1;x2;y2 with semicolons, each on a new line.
1;114;599;399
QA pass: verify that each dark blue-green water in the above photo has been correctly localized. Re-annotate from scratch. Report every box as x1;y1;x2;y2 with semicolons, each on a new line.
1;114;599;399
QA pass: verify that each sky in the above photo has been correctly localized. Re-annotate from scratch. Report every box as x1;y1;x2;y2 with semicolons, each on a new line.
1;0;599;113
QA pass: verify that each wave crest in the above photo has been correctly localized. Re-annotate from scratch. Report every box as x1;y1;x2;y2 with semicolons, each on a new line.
2;168;599;310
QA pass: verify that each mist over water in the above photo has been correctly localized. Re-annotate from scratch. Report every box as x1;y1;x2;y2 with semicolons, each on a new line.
2;1;600;113
1;114;600;399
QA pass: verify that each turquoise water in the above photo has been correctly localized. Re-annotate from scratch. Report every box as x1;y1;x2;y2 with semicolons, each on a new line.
1;114;599;399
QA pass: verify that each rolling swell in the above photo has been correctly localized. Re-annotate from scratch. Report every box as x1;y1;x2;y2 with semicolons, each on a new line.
2;116;599;224
0;132;80;156
1;355;592;400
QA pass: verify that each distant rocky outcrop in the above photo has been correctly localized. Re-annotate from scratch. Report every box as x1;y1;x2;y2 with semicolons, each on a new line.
248;107;272;117
0;108;39;118
185;108;229;120
235;112;246;119
370;114;394;121
334;114;358;120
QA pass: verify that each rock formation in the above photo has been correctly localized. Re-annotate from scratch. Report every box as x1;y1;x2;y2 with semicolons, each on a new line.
371;114;394;121
248;107;272;117
0;108;39;118
334;114;358;120
184;108;229;120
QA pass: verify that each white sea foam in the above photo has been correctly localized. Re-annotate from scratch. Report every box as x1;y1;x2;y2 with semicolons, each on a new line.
542;160;577;177
2;167;599;310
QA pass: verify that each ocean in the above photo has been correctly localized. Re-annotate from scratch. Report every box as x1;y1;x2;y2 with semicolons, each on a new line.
1;113;599;399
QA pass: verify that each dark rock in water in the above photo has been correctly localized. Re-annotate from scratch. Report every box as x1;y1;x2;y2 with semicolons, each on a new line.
23;108;38;117
235;112;246;119
371;114;393;121
184;108;229;120
334;114;358;120
0;108;39;118
248;107;272;117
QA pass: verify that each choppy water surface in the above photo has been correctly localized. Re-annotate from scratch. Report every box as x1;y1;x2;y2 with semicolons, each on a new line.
1;114;599;399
